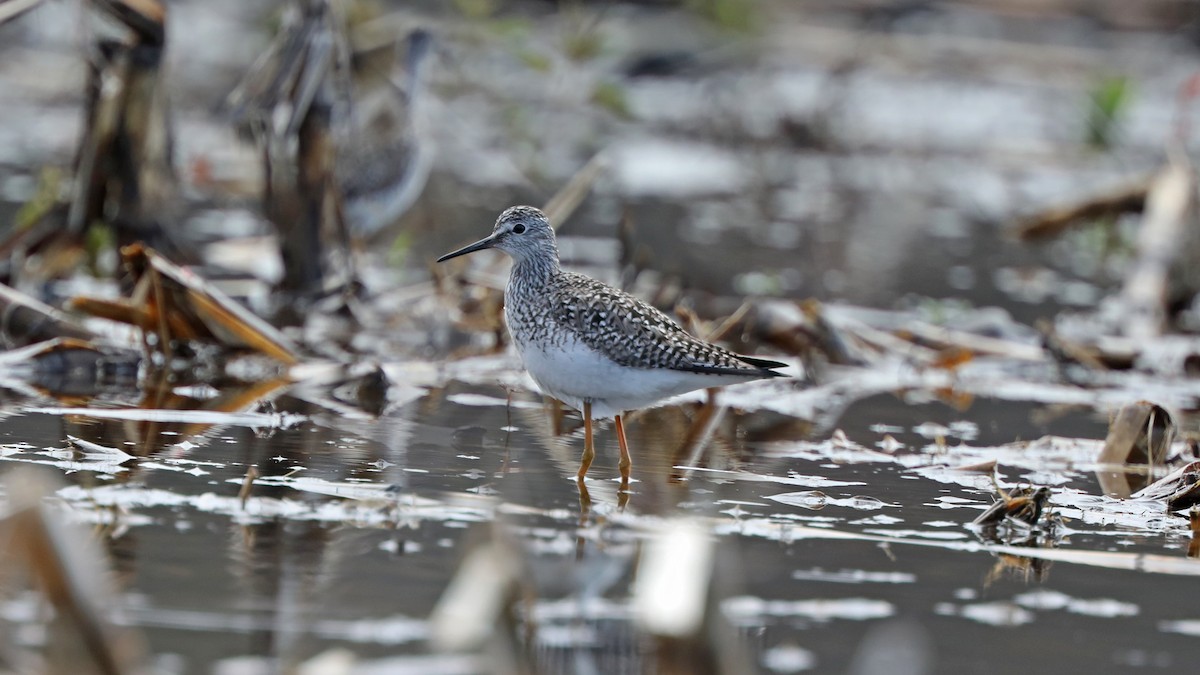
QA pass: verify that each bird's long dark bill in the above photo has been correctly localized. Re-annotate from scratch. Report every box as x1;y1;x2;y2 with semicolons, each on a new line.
436;234;497;262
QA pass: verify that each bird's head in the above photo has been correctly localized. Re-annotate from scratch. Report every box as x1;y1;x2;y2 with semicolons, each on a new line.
437;205;557;266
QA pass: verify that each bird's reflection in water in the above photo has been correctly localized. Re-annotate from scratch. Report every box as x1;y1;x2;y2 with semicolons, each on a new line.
506;393;814;547
489;392;802;673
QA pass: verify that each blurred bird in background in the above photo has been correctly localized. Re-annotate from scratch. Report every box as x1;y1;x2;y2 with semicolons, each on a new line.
336;27;436;245
226;0;436;297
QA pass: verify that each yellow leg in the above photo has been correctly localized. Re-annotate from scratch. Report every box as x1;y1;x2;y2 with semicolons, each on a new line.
577;401;595;481
576;477;592;524
615;413;632;509
615;414;632;480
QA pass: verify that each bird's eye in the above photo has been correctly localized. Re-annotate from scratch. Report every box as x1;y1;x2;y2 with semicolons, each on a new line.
512;224;526;234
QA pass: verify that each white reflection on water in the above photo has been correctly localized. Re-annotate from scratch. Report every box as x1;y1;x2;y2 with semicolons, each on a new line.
56;484;493;527
1159;620;1200;637
1013;589;1139;618
723;596;894;625
936;601;1035;627
790;568;916;584
762;643;816;673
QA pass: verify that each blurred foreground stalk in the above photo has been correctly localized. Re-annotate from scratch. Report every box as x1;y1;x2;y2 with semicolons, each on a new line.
227;0;350;302
0;469;145;675
69;0;179;255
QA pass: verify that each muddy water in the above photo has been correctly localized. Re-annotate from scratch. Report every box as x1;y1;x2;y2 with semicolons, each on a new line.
3;2;1200;673
2;376;1196;674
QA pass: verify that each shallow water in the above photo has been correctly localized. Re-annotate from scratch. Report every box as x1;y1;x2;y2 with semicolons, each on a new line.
3;1;1200;672
3;372;1198;673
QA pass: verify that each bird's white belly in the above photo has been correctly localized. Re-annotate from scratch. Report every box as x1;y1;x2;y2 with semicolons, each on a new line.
513;334;729;419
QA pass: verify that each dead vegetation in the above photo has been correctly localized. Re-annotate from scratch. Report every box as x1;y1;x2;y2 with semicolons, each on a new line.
3;0;1200;672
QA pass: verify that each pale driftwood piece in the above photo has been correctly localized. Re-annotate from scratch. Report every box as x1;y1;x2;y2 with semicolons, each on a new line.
1037;319;1120;370
0;0;50;25
952;459;998;473
1096;401;1176;498
0;282;96;347
1013;177;1150;241
898;321;1046;362
1132;461;1200;512
839;318;939;364
1132;335;1200;375
1120;162;1199;339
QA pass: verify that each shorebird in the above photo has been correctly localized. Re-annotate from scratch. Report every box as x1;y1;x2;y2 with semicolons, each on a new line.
437;206;787;483
337;28;436;240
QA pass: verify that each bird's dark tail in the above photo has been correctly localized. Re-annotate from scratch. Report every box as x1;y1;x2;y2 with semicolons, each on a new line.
737;355;789;376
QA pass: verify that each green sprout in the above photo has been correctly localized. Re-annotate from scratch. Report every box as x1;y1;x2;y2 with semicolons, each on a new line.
591;82;631;119
685;0;759;32
1086;75;1131;149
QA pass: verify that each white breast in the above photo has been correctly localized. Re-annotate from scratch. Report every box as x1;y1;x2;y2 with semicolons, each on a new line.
511;329;746;419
